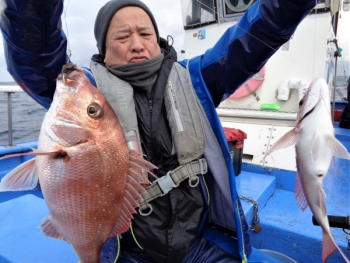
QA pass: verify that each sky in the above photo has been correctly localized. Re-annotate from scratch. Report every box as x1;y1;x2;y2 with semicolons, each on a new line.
0;0;349;82
0;0;186;82
337;9;350;80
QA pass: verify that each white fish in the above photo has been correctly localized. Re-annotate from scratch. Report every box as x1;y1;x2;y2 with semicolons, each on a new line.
264;78;350;263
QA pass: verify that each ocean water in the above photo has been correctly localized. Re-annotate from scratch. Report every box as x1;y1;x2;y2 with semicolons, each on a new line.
0;89;46;146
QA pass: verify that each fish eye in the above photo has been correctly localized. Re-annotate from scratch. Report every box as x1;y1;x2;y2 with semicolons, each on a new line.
299;98;304;107
87;103;103;118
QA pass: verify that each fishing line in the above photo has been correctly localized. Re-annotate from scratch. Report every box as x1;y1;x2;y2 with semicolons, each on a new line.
195;0;323;77
312;0;318;80
340;56;349;82
63;0;72;62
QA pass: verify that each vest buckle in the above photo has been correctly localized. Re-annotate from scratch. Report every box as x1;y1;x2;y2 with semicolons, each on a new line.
155;171;179;196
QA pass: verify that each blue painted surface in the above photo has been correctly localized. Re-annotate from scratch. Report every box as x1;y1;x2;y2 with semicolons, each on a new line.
0;190;78;262
242;163;297;192
236;171;276;226
250;188;349;263
0;140;37;180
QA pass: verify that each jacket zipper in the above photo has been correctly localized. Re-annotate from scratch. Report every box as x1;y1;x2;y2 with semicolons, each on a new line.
167;80;184;132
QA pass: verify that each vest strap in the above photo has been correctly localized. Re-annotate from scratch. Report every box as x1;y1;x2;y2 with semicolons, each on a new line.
138;158;208;213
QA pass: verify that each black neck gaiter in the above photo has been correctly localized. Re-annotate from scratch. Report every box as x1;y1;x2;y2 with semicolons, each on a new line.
106;53;164;96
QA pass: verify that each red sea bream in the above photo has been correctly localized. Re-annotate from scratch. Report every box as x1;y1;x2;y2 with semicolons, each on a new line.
0;64;155;263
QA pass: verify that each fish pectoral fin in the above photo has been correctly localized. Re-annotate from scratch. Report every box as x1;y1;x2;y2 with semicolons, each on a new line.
295;170;308;211
40;216;66;241
326;134;350;160
263;128;299;162
0;158;39;191
311;133;321;162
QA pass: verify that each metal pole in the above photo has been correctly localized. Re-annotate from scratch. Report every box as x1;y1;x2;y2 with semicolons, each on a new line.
332;3;341;123
332;55;338;123
7;92;14;147
216;0;220;25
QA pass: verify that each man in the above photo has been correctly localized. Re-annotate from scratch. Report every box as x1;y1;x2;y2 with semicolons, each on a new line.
0;0;318;262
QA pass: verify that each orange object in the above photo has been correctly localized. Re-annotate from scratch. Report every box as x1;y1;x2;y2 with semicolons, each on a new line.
228;66;266;99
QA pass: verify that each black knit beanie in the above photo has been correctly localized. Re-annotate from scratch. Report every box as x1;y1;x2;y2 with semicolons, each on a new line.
94;0;160;56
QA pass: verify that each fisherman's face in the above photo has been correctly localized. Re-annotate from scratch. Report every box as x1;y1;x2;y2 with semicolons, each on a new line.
104;6;161;66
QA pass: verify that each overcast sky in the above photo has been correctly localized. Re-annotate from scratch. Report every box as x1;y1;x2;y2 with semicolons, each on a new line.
0;0;186;82
0;0;349;82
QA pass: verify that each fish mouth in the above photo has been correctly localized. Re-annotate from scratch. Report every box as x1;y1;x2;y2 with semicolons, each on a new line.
57;64;84;89
62;64;77;75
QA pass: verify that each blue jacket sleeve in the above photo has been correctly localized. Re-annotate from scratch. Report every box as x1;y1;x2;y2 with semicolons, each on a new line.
188;0;317;107
0;0;68;109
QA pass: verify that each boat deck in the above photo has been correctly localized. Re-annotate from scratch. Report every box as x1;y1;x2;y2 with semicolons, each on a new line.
0;125;349;262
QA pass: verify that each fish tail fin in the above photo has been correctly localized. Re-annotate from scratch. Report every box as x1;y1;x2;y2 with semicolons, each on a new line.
322;230;350;263
0;158;39;191
322;231;337;263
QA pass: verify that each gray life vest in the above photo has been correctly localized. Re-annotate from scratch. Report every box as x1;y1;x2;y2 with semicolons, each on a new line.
90;61;208;212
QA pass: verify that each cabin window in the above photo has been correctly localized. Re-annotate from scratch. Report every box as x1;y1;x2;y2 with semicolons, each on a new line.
180;0;259;29
224;0;256;16
180;0;217;29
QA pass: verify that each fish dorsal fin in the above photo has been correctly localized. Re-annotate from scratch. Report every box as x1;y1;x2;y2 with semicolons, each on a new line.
326;134;350;159
263;128;299;163
109;151;156;236
40;216;65;241
295;159;308;211
108;176;144;236
0;158;38;191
